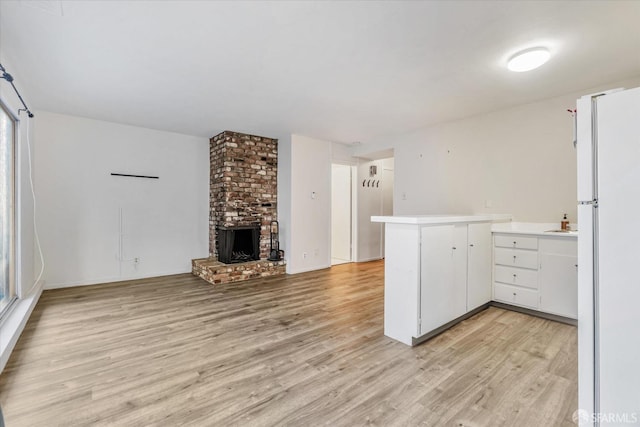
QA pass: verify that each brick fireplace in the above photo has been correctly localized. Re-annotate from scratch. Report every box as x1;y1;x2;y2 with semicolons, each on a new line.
192;131;285;284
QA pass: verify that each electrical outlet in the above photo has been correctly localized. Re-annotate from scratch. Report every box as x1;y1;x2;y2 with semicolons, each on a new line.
302;252;307;259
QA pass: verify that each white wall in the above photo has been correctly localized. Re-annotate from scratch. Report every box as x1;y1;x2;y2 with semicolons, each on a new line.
331;142;358;165
34;112;209;288
391;97;579;222
354;76;640;224
284;134;332;274
381;158;394;218
381;158;394;257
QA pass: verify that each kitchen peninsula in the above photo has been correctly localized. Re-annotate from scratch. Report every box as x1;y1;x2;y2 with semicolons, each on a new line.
371;214;512;346
373;215;579;346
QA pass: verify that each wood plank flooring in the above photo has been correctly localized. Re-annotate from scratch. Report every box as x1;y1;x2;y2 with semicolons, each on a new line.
0;261;577;426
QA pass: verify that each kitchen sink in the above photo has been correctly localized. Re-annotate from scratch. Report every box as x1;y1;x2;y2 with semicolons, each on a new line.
545;229;578;233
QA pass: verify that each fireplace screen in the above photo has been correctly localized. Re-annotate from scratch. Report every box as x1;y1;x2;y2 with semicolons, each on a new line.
217;225;260;264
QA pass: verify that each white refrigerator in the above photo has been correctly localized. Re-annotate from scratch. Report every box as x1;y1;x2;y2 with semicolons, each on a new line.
577;86;640;426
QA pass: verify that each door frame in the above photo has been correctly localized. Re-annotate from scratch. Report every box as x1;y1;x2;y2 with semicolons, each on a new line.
330;162;357;264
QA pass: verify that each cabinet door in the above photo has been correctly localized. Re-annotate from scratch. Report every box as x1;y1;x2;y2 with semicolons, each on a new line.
453;224;468;314
467;222;492;310
539;253;578;318
420;225;466;335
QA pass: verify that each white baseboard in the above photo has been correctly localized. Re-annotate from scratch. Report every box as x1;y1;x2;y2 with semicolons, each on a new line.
356;256;383;263
44;268;193;289
286;258;382;275
286;264;331;275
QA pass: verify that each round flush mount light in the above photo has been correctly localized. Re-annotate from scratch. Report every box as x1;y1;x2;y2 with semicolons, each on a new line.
507;47;551;72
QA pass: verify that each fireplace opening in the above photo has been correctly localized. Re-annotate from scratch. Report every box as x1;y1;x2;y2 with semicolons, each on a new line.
217;225;260;264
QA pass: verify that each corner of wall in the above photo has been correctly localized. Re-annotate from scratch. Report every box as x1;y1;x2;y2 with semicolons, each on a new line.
276;135;293;273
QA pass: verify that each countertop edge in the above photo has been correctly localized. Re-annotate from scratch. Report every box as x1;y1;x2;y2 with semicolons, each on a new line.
491;229;578;238
371;214;513;225
491;222;578;238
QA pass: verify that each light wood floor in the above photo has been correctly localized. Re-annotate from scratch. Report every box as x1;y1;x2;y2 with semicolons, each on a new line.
0;261;577;426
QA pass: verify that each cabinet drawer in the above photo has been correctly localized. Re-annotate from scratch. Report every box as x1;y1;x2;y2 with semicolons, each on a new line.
539;237;577;256
494;248;538;269
494;265;538;289
494;235;538;250
494;283;539;309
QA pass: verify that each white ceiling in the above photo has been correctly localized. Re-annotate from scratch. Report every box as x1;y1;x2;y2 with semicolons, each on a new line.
1;1;639;144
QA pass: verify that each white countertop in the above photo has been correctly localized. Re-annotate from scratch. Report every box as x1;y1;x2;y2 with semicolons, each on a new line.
371;214;512;225
491;222;578;238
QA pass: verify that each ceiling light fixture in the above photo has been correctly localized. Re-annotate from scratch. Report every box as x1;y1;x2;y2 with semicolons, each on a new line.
507;47;551;72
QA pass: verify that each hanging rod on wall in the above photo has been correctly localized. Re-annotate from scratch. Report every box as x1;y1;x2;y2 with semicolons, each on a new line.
0;63;34;118
110;173;159;180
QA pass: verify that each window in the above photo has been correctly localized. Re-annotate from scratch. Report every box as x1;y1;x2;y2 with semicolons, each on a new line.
0;101;16;316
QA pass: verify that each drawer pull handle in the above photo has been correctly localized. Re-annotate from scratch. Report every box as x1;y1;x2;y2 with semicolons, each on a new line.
513;255;517;261
513;292;517;296
513;241;517;246
452;246;457;250
513;274;517;281
469;244;474;247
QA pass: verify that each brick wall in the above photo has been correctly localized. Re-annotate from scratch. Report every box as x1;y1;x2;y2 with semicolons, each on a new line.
209;131;278;260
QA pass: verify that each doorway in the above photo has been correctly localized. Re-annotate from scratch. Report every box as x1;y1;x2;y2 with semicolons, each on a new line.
331;164;352;265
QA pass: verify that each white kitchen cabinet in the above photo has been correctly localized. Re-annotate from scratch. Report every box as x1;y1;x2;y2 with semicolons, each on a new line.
493;233;540;310
373;214;513;346
494;265;538;289
419;222;493;336
493;231;577;319
419;225;467;334
453;225;469;313
494;247;539;269
494;282;539;308
378;218;578;347
381;223;421;346
494;234;538;250
467;222;492;310
538;238;578;318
